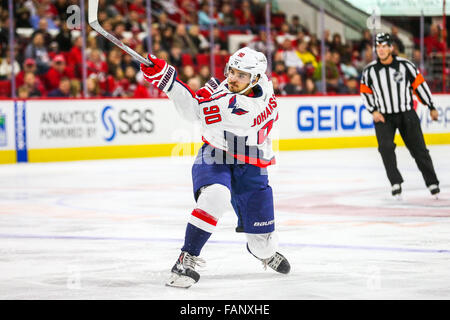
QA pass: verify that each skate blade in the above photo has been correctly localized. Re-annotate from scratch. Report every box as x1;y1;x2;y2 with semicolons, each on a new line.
165;273;196;288
393;194;402;201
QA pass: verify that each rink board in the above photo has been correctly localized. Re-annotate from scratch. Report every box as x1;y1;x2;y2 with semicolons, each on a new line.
0;95;449;164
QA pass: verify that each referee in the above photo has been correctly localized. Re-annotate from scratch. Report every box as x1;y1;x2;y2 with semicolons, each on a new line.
360;33;440;198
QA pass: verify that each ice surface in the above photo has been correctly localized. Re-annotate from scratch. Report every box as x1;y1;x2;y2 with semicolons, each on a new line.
0;146;449;299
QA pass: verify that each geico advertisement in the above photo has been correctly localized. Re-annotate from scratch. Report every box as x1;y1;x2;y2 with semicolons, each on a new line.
415;94;450;132
25;99;195;148
0;101;15;151
277;95;450;138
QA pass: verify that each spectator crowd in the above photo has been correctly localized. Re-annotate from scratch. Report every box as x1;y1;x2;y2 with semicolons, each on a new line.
0;0;447;98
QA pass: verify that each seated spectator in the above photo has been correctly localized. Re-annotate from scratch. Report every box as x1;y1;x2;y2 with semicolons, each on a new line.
218;2;236;26
303;77;317;94
16;58;37;87
30;6;59;32
296;40;318;70
86;76;101;98
344;76;359;94
23;72;46;97
169;45;183;70
198;65;211;86
179;0;198;25
234;0;256;27
123;66;149;98
172;24;198;56
48;77;71;97
289;15;306;34
271;61;289;90
189;25;210;54
159;25;175;53
179;65;196;83
354;45;374;72
330;33;346;57
283;73;303;95
391;26;405;54
87;49;108;78
70;79;82;98
249;30;276;58
43;54;75;92
275;39;304;71
16;7;32;28
17;85;30;99
121;54;140;74
157;12;173;35
271;77;283;95
357;29;372;55
313;50;340;93
95;20;115;52
424;23;445;55
0;55;20;80
108;0;128;17
67;36;83;78
31;18;54;47
330;50;348;93
212;27;229;55
111;68;127;97
340;54;359;80
198;3;218;27
187;76;201;92
107;49;123;78
278;23;292;37
24;32;51;75
128;0;146;22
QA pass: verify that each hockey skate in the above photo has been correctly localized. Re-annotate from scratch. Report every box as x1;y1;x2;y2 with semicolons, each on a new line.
247;245;291;274
166;251;205;288
428;184;440;199
391;184;402;200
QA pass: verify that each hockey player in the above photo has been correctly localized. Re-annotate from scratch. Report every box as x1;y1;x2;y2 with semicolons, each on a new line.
141;47;290;288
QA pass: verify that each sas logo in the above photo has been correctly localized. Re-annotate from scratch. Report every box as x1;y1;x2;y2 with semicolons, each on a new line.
237;52;246;58
101;105;116;142
101;105;155;142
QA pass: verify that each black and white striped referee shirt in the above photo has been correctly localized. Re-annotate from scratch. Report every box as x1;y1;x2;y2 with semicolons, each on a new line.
360;55;436;114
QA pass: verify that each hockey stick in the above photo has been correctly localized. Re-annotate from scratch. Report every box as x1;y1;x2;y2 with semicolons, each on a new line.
88;0;152;66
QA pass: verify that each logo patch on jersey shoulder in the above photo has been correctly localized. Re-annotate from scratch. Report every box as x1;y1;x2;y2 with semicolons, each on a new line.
228;95;248;115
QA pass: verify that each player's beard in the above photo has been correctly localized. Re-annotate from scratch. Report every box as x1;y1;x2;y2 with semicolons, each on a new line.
228;82;242;93
228;79;252;93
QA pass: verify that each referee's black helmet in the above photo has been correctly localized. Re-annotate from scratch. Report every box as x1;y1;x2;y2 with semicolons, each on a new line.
375;33;392;46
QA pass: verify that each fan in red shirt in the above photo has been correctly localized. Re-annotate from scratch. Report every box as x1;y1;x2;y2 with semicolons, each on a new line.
43;54;75;92
67;36;83;78
16;58;40;88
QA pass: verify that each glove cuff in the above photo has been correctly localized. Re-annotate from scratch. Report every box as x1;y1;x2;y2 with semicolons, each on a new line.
157;65;176;93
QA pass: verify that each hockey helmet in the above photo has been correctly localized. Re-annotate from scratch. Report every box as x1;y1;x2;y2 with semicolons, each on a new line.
375;33;392;46
225;47;267;91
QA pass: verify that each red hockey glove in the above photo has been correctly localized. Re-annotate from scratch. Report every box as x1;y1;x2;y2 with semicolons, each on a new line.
195;77;221;99
140;55;176;93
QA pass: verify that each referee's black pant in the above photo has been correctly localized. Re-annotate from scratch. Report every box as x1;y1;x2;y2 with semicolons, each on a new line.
374;109;439;187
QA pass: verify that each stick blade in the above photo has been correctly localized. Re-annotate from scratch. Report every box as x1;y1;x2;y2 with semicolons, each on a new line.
88;0;99;24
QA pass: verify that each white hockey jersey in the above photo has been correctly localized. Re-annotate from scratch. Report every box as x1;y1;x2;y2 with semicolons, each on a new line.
166;74;278;168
